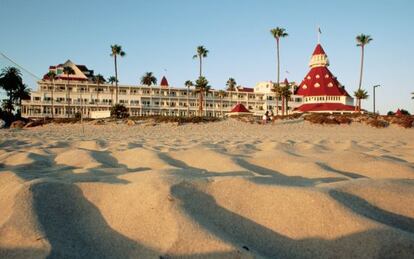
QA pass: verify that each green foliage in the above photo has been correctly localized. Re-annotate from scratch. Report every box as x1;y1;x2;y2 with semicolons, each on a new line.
110;104;129;119
270;27;288;39
140;72;157;86
356;34;373;47
226;78;236;91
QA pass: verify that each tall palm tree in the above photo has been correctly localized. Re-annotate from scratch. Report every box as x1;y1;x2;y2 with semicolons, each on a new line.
93;74;106;107
270;27;288;89
107;76;117;105
110;44;126;104
354;88;369;112
193;46;209;77
356;34;373;90
46;71;56;118
195;76;211;116
218;90;226;117
63;66;75;117
185;80;193;116
271;83;282;115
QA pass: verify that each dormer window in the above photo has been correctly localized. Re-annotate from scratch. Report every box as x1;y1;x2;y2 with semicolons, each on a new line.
316;74;320;79
314;83;320;88
303;84;308;89
307;76;311;80
325;74;329;78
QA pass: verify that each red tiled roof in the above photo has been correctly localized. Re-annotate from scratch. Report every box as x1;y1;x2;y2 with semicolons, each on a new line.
230;103;251;113
160;76;169;87
295;103;355;112
236;87;254;93
396;109;402;116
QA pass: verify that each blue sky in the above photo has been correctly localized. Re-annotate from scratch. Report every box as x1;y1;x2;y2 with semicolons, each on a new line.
1;0;413;113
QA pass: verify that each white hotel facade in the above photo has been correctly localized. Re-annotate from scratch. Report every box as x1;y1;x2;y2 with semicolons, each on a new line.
21;60;303;118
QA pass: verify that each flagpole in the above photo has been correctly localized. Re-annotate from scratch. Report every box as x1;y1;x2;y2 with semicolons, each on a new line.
317;26;320;44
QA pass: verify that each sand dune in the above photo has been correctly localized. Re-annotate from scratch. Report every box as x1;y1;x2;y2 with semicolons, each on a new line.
0;120;413;258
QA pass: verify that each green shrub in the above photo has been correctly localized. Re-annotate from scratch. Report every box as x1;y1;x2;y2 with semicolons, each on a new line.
111;104;129;119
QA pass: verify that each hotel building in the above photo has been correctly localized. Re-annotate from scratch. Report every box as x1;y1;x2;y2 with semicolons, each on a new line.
21;60;302;118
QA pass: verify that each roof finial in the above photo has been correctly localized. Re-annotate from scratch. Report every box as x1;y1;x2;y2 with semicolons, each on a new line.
317;26;322;44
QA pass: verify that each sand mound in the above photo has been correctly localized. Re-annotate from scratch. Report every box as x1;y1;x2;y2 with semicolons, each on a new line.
54;149;101;169
1;121;413;258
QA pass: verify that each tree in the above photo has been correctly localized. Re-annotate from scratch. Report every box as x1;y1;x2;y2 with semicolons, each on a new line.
0;67;23;113
108;76;118;104
93;74;106;106
218;90;226;117
194;76;211;116
193;46;209;77
185;80;193;116
110;44;126;104
63;66;75;117
354;88;369;112
281;85;292;115
110;104;129;119
271;83;282;115
46;71;57;118
270;27;288;90
226;78;237;91
13;83;30;114
356;34;373;90
140;72;157;86
2;99;14;114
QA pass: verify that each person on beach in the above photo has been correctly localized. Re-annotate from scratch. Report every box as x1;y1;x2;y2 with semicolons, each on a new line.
262;111;269;124
270;110;274;124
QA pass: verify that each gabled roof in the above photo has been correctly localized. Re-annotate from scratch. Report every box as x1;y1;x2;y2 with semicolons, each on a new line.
236;86;254;93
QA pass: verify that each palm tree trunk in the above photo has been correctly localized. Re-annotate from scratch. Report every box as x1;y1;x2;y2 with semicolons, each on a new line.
221;98;223;117
358;46;364;90
277;38;280;88
285;95;289;115
199;57;202;77
281;96;285;116
275;93;279;116
199;91;203;116
187;87;190;117
114;55;118;104
51;80;54;119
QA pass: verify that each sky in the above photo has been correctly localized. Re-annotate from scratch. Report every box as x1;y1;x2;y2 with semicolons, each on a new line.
1;0;413;114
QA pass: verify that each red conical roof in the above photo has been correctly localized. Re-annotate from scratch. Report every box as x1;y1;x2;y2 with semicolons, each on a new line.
160;76;169;87
230;103;250;113
296;44;350;97
396;109;402;116
312;44;326;55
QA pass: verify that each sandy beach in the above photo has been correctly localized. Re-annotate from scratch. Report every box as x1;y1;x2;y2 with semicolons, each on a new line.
0;119;414;258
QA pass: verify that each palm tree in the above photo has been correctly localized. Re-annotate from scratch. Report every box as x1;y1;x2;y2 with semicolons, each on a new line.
226;77;236;106
356;34;373;91
46;71;56;118
194;76;211;116
218;90;226;117
93;74;106;107
14;83;30;113
140;72;157;86
0;67;23;112
63;66;75;117
141;72;157;115
271;83;282;115
270;27;288;89
107;76;117;104
1;99;14;113
110;44;126;104
354;88;369;112
281;85;292;115
185;80;193;116
193;46;209;77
